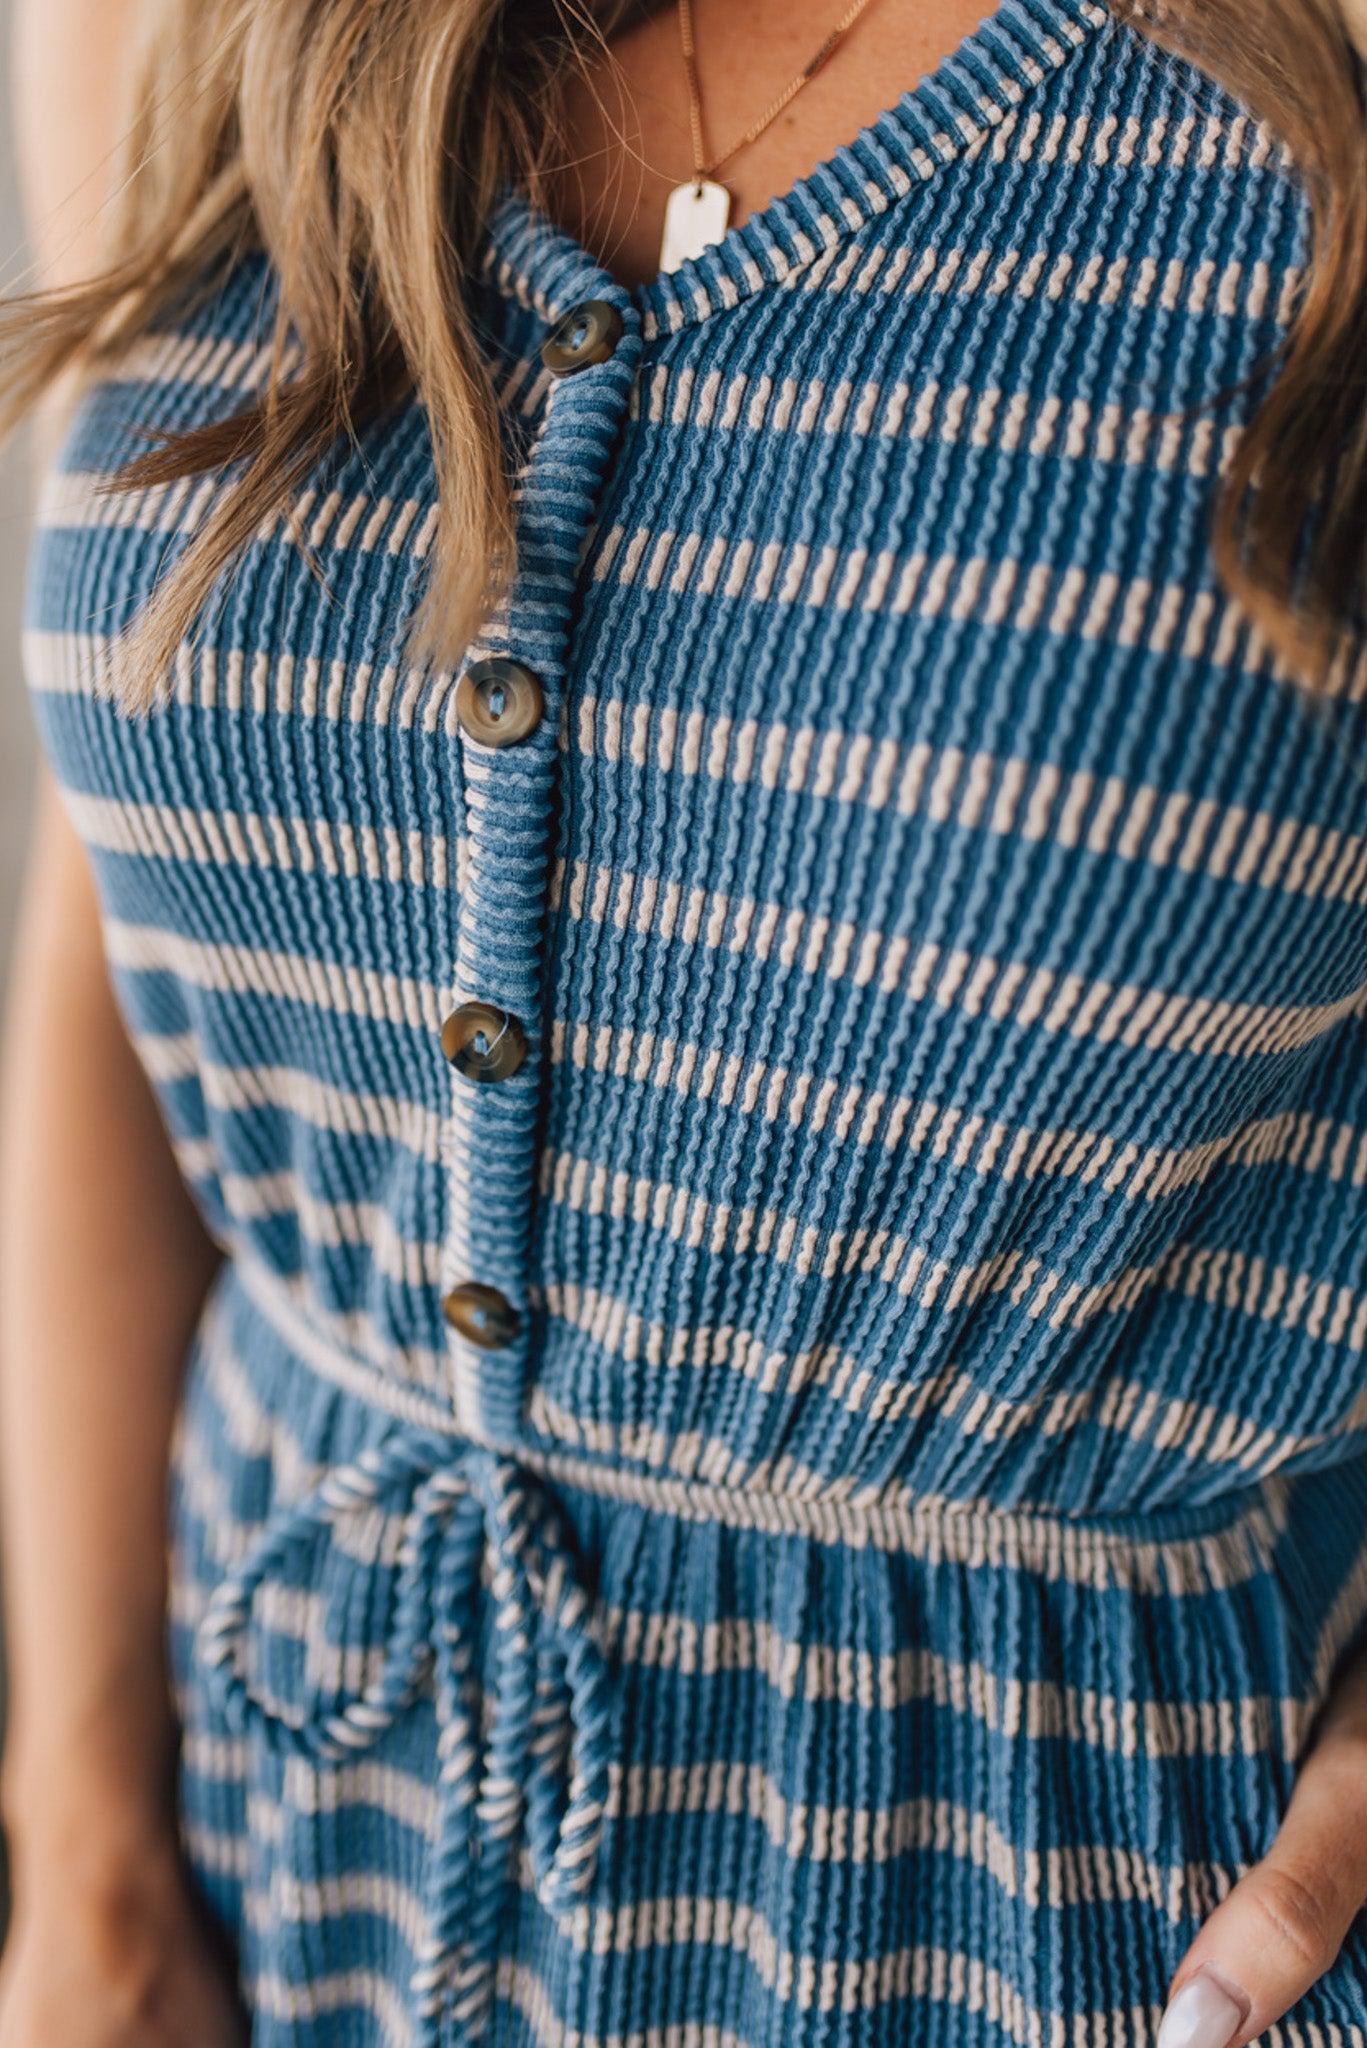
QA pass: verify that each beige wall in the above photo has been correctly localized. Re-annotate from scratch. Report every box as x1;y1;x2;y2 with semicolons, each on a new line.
0;0;36;982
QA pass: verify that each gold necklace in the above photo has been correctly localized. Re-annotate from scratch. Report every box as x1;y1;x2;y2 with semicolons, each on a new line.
659;0;884;273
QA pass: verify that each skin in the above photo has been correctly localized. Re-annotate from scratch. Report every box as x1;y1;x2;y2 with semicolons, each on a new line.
0;2;1364;2042
0;7;244;2042
550;0;1006;284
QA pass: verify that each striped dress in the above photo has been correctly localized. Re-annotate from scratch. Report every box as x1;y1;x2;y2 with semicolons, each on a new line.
20;1;1367;2041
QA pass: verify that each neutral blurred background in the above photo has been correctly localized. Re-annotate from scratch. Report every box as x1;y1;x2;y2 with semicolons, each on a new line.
0;0;29;1920
1;0;36;981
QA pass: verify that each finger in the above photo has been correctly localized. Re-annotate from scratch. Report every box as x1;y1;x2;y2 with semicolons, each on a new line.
1158;1661;1367;2048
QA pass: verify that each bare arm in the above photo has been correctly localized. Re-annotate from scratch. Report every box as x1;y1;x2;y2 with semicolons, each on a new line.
0;775;220;1846
0;4;242;2038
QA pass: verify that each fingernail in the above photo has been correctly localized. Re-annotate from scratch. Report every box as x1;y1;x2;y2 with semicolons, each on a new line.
1157;1969;1248;2048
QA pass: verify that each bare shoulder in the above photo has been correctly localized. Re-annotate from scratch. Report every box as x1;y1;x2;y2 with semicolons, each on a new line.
10;0;146;288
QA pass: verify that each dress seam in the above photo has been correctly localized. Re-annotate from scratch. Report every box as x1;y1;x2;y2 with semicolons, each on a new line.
229;1251;1292;1579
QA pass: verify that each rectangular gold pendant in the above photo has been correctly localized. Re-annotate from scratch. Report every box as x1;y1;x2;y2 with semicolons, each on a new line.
659;179;732;274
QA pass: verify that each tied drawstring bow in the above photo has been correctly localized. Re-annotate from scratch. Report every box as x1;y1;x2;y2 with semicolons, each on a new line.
195;1431;615;2043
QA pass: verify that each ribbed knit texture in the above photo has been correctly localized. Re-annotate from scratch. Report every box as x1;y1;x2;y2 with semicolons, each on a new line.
20;2;1367;2041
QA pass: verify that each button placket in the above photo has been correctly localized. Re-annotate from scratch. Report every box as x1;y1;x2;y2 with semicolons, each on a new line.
441;287;640;1443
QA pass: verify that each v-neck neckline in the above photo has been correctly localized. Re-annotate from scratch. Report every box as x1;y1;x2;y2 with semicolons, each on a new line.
477;0;1111;340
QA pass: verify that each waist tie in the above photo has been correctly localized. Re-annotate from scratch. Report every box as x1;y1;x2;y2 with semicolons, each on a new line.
195;1428;615;2043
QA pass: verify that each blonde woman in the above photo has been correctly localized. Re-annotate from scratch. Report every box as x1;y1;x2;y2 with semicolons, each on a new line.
0;1;1365;2044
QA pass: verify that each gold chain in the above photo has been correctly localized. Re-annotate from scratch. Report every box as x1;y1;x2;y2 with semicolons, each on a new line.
677;0;884;184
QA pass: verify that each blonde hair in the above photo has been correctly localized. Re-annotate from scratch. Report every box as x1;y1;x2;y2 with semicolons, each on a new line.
1;0;1364;706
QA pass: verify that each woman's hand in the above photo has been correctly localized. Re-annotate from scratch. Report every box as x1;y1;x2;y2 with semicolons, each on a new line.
0;1813;247;2048
1158;1647;1367;2048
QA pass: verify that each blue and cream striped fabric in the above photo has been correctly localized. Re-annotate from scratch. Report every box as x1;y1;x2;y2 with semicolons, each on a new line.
20;0;1367;2040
